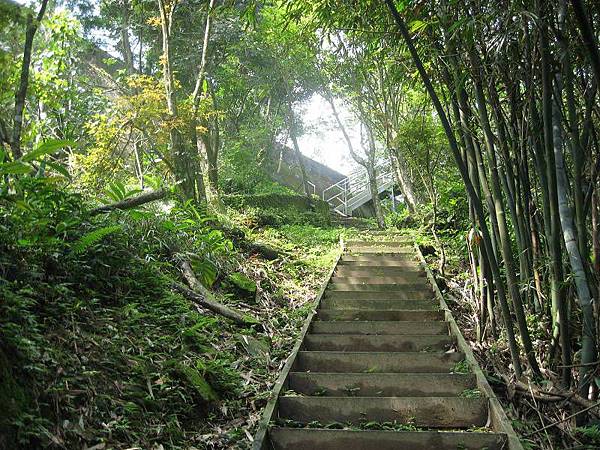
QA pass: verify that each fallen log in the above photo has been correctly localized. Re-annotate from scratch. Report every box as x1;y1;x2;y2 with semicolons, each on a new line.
178;260;259;327
90;188;167;215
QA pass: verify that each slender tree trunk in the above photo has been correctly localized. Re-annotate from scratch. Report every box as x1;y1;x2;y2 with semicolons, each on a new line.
157;0;197;199
593;190;600;354
488;83;533;310
559;0;588;262
384;0;524;377
366;126;385;229
469;48;540;376
120;0;135;73
541;14;572;385
553;96;597;397
289;109;311;198
192;0;218;206
571;0;600;87
11;0;49;160
389;149;419;213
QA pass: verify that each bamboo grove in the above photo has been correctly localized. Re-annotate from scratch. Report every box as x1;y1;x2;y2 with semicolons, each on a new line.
284;0;600;398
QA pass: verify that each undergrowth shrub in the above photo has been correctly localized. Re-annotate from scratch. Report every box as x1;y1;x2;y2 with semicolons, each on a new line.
0;178;242;449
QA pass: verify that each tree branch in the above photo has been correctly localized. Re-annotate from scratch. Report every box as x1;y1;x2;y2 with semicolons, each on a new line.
90;188;167;215
177;261;258;327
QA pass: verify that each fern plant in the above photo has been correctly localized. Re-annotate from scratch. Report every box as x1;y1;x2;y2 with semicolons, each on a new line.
71;225;122;254
575;425;600;444
101;181;142;204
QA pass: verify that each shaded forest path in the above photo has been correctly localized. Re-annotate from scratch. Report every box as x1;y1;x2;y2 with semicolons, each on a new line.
253;237;523;449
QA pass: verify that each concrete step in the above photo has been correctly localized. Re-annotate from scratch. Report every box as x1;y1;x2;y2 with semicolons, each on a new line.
325;290;434;301
343;253;414;261
310;321;449;335
334;267;425;276
346;248;419;255
293;351;464;373
331;276;430;285
316;309;444;321
302;334;454;352
277;396;489;428
328;283;433;292
287;372;476;397
346;240;412;246
338;259;420;267
320;298;438;310
269;428;507;450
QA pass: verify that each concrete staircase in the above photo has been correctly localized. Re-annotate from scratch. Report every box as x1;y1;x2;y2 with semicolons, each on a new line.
253;239;523;450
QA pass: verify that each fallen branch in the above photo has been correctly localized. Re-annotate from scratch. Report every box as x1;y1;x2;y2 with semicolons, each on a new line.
497;374;600;414
172;282;258;327
178;260;259;327
90;188;168;215
524;400;600;437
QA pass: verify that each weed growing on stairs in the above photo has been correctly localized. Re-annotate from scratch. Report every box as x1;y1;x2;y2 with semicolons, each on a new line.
460;389;482;399
451;360;471;374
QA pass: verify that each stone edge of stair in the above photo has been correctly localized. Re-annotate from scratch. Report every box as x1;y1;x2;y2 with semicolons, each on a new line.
251;244;343;450
413;243;525;450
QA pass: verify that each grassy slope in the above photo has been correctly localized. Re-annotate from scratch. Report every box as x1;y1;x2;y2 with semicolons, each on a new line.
0;190;368;450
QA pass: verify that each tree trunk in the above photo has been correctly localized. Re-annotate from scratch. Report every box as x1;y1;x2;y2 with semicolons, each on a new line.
553;96;597;397
157;0;198;200
91;188;167;215
10;0;49;161
389;149;419;213
288;109;311;198
366;126;385;229
469;48;540;376
571;0;600;87
540;15;572;385
120;0;135;73
191;0;218;206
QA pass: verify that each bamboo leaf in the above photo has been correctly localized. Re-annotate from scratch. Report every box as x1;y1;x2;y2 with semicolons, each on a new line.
0;161;32;174
22;139;75;162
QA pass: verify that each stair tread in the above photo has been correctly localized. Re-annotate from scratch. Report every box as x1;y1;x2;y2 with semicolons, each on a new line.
294;351;465;373
316;310;444;321
325;291;434;300
320;299;439;311
310;321;449;335
287;372;476;397
303;334;453;352
277;396;489;428
254;243;519;450
269;428;507;450
328;284;432;292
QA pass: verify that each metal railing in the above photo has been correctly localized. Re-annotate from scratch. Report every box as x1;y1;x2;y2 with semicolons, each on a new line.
321;159;394;215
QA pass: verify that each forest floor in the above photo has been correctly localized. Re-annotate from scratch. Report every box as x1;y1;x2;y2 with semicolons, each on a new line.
1;190;372;450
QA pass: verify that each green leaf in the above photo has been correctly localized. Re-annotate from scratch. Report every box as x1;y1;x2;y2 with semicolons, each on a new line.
228;272;257;293
45;161;71;179
192;259;218;287
409;20;427;33
0;161;32;174
22;139;75;162
71;225;122;254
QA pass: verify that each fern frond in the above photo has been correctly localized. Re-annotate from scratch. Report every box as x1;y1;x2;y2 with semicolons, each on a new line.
72;225;122;254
